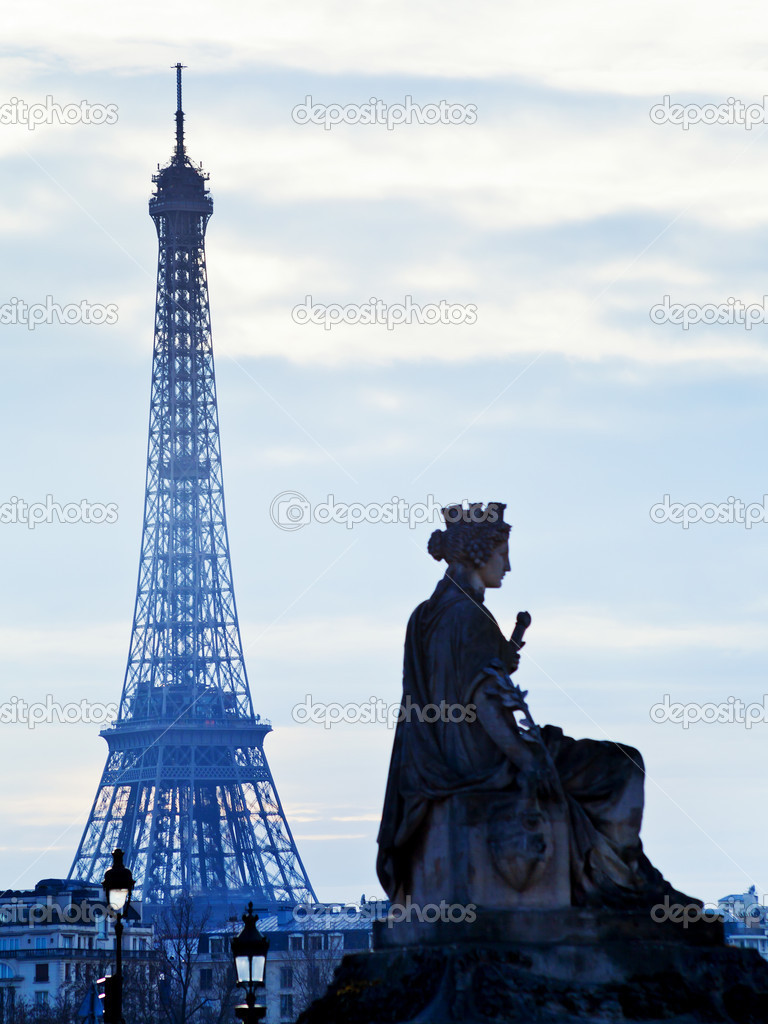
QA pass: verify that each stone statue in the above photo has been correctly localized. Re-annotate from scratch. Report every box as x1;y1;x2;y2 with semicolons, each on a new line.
300;501;768;1023
376;502;687;910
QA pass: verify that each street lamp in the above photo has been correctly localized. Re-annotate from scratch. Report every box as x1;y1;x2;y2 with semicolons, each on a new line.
231;902;269;1023
101;849;135;1024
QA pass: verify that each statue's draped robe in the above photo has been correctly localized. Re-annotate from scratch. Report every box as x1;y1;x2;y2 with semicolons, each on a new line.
377;570;674;906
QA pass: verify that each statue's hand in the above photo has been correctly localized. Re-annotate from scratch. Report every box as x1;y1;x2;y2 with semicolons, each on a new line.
509;610;531;670
495;680;529;713
510;610;531;645
516;611;532;632
522;754;561;803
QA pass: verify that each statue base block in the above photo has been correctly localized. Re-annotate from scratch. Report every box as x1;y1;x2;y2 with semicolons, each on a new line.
296;909;768;1023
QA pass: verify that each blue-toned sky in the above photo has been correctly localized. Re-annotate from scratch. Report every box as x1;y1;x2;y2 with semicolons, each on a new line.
2;1;768;907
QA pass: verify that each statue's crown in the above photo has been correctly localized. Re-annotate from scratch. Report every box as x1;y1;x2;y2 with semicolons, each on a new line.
441;502;508;528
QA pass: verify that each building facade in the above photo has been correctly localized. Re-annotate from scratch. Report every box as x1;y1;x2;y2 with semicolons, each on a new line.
0;882;379;1024
718;886;768;961
0;878;153;1020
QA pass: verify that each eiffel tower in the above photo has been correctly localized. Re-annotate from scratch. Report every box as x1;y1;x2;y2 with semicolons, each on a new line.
68;66;315;913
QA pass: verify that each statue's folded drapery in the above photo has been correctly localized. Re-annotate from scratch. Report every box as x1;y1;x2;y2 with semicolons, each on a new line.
377;568;679;907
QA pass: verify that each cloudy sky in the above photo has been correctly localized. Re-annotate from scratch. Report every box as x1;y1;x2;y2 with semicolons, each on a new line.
2;1;768;908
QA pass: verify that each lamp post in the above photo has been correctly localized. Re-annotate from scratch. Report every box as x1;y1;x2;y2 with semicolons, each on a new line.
102;848;135;1024
231;902;269;1023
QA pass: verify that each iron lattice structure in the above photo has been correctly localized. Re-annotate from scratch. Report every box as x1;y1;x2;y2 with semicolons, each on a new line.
69;67;315;912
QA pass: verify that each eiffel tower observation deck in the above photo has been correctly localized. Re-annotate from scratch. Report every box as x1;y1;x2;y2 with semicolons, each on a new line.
69;66;316;914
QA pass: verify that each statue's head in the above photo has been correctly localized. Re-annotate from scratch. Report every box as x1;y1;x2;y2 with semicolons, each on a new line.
428;502;511;588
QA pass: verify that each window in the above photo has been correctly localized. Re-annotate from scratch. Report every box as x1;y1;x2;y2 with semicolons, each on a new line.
279;994;293;1020
210;938;223;954
34;964;49;983
34;937;47;950
307;935;322;952
61;936;73;949
35;992;48;1006
328;934;343;952
279;966;293;989
288;935;303;952
199;969;213;991
0;940;19;952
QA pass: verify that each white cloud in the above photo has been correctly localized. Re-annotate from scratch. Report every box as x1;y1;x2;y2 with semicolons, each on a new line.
294;833;368;841
44;97;768;232
0;623;124;659
242;615;401;660
4;0;768;96
0;184;72;236
208;237;343;303
535;608;768;653
204;292;768;368
243;608;768;662
589;259;713;288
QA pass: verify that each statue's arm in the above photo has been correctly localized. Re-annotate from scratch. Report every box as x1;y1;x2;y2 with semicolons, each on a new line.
501;611;532;675
469;669;538;773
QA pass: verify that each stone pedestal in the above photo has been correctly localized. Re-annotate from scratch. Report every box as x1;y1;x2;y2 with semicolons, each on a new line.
297;909;768;1023
398;790;571;910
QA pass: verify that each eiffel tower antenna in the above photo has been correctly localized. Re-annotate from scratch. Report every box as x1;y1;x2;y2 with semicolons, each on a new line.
69;67;316;914
174;62;186;160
